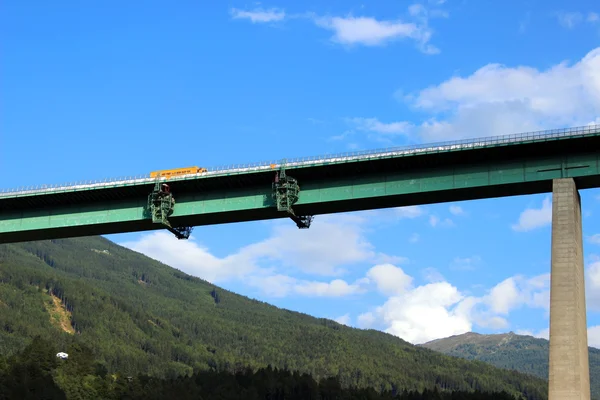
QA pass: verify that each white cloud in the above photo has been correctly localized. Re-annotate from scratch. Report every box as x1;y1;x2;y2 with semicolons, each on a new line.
388;47;600;142
244;215;376;276
230;7;285;23
516;328;549;340
409;233;420;243
294;278;367;297
589;326;600;348
120;231;257;283
556;11;600;27
335;314;351;326
421;267;445;283
375;281;473;343
358;265;552;344
511;196;552;232
450;255;481;271
366;263;413;296
347;117;412;136
120;203;599;347
246;273;368;298
556;11;584;28
488;274;550;313
487;277;522;314
588;234;600;244
396;205;426;219
517;327;600;349
231;3;445;54
357;312;376;328
449;205;465;215
429;215;454;227
121;216;370;281
120;213;404;300
313;15;436;53
586;256;600;311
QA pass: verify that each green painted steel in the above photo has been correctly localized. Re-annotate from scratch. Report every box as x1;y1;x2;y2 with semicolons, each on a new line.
147;181;193;239
1;124;599;200
271;166;314;229
1;147;600;243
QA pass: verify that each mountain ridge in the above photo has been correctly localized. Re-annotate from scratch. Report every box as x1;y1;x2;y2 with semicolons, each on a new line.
420;331;600;399
0;236;549;398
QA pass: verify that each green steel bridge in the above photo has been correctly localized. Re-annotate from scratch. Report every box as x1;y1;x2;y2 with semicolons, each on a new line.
1;123;599;398
1;124;600;244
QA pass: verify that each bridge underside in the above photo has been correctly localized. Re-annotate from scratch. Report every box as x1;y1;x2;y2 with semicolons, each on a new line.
1;148;600;243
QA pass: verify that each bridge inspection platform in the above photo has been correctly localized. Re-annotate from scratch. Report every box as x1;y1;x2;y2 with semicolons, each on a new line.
1;124;600;399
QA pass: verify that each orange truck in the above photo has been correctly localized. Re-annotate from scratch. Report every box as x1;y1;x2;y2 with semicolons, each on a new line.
150;166;207;179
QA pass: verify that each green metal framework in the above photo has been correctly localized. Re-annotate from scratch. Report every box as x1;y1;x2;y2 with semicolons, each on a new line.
2;125;600;243
2;124;598;200
147;181;193;239
271;165;313;229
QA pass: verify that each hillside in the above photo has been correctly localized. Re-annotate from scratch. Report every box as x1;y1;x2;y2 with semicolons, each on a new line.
421;331;600;399
0;236;549;398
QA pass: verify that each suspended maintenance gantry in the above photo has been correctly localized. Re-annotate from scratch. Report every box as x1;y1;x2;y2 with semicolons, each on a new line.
146;162;312;239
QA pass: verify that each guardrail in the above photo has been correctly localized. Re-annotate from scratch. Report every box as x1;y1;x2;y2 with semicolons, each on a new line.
1;124;599;197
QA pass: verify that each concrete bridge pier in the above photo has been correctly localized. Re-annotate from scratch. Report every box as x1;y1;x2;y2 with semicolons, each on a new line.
548;178;591;400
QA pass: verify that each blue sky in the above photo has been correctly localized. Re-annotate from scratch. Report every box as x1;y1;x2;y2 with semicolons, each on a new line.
2;0;600;345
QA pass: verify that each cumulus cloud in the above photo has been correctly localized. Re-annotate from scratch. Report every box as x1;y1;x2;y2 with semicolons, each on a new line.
244;216;375;276
120;213;403;300
511;196;552;232
366;47;600;143
375;281;474;343
120;231;257;283
119;201;600;346
366;263;413;296
358;264;552;344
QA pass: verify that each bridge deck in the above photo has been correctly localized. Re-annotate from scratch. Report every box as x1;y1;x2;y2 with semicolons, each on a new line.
2;124;599;200
1;124;600;243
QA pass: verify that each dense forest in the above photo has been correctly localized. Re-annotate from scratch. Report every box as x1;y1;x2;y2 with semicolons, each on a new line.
0;236;549;399
0;337;536;400
421;331;600;399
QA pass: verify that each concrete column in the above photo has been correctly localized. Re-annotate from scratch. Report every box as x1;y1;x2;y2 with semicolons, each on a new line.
548;178;590;400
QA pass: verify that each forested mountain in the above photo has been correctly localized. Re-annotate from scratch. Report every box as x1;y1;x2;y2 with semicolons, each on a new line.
0;236;549;399
0;336;530;400
421;331;600;399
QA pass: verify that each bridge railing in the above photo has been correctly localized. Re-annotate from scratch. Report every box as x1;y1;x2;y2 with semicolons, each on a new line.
1;124;599;197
